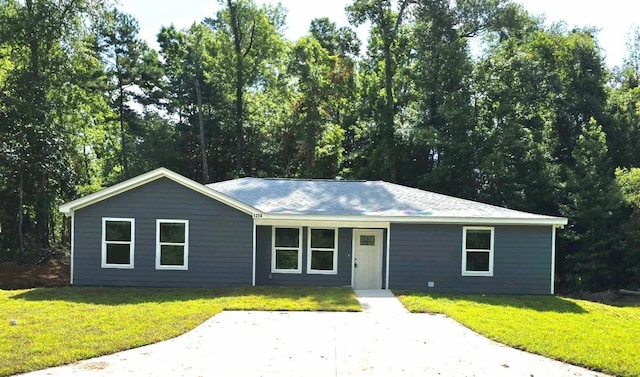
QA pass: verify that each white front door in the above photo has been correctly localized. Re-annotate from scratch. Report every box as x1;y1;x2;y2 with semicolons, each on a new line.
353;229;383;289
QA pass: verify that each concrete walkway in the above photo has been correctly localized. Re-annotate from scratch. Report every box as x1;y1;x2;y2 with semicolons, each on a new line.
355;289;409;314
17;290;609;377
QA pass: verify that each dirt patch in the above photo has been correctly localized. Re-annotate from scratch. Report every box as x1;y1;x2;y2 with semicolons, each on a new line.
572;289;640;306
0;259;70;290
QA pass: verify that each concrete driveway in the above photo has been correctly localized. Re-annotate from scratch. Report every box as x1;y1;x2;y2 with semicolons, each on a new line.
18;291;608;377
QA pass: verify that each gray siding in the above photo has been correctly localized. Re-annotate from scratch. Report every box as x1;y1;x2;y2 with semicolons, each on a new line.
389;224;552;294
255;226;352;286
73;178;253;287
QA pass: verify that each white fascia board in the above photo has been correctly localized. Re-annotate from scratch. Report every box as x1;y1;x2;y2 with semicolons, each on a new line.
59;167;261;217
256;213;568;226
254;218;390;228
70;213;75;285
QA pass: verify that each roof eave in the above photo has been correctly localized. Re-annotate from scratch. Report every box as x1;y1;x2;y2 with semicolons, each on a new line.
256;213;568;226
59;167;260;216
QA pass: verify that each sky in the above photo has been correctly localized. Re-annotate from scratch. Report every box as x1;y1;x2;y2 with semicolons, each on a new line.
118;0;639;68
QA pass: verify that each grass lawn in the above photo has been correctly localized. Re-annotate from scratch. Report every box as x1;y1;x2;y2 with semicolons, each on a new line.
0;286;360;376
396;293;640;377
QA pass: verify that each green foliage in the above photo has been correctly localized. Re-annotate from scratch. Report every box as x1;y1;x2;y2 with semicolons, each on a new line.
559;120;621;290
205;0;288;176
403;0;477;196
95;7;161;181
614;167;640;288
0;0;107;260
617;167;640;208
1;0;640;292
397;293;640;377
283;29;358;178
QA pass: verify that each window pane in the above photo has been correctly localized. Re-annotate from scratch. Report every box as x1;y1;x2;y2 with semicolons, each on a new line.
106;243;130;264
105;221;131;242
160;245;185;266
311;229;335;248
160;223;186;243
466;251;490;271
275;228;299;247
466;230;491;250
275;249;298;269
311;250;334;270
360;235;375;246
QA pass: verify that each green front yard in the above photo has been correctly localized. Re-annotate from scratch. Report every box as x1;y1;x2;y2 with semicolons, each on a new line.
397;293;640;377
0;286;360;376
4;287;639;377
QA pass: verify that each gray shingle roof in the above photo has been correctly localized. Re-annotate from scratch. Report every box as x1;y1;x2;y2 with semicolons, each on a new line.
207;178;564;222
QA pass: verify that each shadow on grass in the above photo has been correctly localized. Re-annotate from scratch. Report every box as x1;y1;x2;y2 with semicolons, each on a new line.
9;286;358;307
395;292;588;314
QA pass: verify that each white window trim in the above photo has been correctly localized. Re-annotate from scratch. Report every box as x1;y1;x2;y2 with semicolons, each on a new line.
156;219;189;271
101;217;135;269
272;227;302;273
462;226;494;277
307;227;338;275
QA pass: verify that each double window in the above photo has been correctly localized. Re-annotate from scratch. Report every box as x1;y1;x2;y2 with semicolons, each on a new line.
271;227;338;274
101;218;189;270
156;220;189;270
462;227;494;276
102;218;135;268
272;227;302;273
307;228;337;274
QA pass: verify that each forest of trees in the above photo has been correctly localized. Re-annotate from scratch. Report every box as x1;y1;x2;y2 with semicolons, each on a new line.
2;0;640;292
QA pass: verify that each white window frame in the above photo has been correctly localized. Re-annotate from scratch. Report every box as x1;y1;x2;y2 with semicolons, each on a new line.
156;219;189;270
101;217;135;269
307;227;338;275
272;227;302;273
462;226;494;277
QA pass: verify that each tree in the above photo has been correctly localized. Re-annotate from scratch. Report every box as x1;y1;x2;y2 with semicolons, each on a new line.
614;168;640;288
607;27;640;169
95;8;156;180
206;0;286;176
403;0;477;197
347;0;415;181
280;19;360;178
158;23;217;182
0;0;104;259
559;120;620;291
309;17;361;57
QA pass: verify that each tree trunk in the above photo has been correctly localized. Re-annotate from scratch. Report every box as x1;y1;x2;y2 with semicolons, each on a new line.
49;203;56;246
18;169;24;256
118;75;129;178
383;40;397;182
35;171;49;256
229;0;246;175
194;78;210;182
234;70;244;175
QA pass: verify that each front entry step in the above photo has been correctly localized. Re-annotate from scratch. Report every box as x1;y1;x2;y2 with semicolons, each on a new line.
354;289;409;315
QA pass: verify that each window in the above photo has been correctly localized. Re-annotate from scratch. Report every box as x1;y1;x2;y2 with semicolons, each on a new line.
272;227;302;273
102;218;134;268
360;235;375;246
462;227;494;276
156;220;189;270
307;228;337;274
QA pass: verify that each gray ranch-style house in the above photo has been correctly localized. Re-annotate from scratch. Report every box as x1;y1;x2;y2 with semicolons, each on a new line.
59;168;568;294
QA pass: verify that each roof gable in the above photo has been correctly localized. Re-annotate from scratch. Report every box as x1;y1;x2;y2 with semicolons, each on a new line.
209;177;567;225
59;168;258;216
